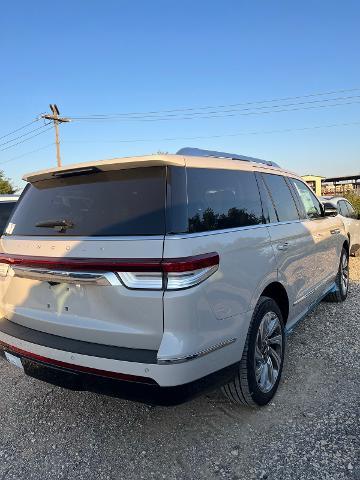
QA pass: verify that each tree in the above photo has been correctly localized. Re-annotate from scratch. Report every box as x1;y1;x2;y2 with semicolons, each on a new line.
344;191;360;216
0;171;16;194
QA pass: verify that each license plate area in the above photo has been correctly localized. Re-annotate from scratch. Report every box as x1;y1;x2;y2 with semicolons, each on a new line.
4;351;24;371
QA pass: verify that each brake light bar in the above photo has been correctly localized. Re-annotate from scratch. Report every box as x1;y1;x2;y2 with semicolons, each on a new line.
0;252;218;272
0;252;219;290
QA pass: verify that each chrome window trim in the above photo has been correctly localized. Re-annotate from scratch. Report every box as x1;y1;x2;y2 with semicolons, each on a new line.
165;219;303;239
4;235;165;242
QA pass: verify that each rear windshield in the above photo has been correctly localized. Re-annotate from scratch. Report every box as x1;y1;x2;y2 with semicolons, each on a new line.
7;167;166;236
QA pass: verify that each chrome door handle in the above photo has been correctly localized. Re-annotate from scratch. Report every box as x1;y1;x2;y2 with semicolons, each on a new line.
277;242;290;251
330;228;340;235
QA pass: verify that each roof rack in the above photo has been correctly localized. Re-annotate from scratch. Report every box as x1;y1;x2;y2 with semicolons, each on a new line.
176;147;280;168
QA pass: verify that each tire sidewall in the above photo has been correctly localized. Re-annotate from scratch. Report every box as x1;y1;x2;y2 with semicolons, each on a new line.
246;297;285;406
338;248;349;301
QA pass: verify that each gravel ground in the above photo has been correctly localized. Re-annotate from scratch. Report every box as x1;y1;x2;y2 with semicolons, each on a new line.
0;259;359;480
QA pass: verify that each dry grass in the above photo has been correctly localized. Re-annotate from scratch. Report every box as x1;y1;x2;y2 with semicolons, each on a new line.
350;256;360;282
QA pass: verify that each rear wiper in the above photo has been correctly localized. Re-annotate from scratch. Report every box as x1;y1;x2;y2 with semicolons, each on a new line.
35;219;74;232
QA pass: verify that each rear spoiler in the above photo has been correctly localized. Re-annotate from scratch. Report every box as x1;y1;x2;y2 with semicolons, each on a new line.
23;155;185;183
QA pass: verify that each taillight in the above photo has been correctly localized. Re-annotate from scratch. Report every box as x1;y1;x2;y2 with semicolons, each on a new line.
0;252;219;290
118;253;219;290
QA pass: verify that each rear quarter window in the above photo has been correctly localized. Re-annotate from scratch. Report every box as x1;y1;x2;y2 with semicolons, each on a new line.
7;167;166;236
186;168;264;232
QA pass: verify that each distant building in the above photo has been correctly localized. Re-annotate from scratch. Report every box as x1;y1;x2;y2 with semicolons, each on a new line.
322;174;360;196
302;174;360;196
301;175;325;196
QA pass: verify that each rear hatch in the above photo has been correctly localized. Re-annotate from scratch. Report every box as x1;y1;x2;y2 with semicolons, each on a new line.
0;166;166;350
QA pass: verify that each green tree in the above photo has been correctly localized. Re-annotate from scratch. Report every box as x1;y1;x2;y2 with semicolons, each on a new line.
0;171;16;194
344;191;360;216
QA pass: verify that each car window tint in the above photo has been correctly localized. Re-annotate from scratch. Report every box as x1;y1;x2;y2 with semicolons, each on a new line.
345;201;356;219
338;200;349;217
187;168;264;232
257;174;278;223
290;179;322;219
8;167;166;236
262;174;299;222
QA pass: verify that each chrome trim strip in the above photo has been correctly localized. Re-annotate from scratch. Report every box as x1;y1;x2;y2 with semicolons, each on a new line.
166;220;303;239
157;338;237;365
10;266;120;286
4;235;165;242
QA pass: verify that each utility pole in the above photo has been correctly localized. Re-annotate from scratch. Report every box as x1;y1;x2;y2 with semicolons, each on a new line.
41;104;70;167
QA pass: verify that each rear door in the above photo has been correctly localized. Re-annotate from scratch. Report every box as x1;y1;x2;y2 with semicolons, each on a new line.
0;166;166;350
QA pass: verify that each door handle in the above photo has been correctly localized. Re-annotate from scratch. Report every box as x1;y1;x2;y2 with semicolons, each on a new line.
330;228;340;235
277;242;290;251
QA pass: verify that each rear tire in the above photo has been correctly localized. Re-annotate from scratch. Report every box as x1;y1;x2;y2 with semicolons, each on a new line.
324;247;349;303
221;296;285;407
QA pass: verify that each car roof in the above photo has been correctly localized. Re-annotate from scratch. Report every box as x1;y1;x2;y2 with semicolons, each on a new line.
23;151;301;183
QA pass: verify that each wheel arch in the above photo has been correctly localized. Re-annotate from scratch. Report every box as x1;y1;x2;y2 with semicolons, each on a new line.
260;282;289;324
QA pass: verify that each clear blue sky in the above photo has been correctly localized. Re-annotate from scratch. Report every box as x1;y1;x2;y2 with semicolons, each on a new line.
0;0;359;190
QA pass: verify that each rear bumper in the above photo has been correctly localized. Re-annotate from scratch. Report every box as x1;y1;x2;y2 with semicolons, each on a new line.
0;318;240;390
0;351;237;405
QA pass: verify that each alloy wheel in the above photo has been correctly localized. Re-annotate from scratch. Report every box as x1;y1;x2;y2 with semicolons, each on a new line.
340;253;349;295
254;311;283;393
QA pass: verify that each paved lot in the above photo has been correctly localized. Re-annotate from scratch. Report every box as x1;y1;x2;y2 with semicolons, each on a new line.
0;259;359;480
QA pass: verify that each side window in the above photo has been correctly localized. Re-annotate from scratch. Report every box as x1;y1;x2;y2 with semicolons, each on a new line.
344;201;356;219
262;174;299;222
346;202;356;219
290;179;323;219
186;168;264;232
338;200;349;217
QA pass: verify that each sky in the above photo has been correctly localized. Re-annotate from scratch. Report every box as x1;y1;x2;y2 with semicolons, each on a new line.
0;0;359;191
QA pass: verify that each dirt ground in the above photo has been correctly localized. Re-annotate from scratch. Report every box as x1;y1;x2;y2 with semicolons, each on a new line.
0;259;359;480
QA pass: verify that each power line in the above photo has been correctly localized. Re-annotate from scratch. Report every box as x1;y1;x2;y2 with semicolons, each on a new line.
66;98;360;123
70;95;360;122
0;122;51;148
0;126;53;152
66;87;360;118
0;119;40;141
64;120;360;145
0;143;55;166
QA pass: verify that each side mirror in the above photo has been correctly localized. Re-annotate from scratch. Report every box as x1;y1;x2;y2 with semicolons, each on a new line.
322;203;338;217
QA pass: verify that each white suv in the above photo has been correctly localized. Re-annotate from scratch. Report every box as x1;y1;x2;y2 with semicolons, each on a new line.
0;148;349;406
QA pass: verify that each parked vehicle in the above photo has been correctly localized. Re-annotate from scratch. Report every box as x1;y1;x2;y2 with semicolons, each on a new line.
320;196;360;257
0;148;349;406
0;195;19;235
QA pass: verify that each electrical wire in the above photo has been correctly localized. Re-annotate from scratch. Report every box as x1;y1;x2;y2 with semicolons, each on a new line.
0;123;52;148
0;126;53;152
66;87;360;119
0;119;40;141
0;143;55;166
66;97;360;122
64;120;360;145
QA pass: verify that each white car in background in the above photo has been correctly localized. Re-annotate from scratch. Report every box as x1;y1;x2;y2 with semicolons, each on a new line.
321;196;360;256
0;195;19;235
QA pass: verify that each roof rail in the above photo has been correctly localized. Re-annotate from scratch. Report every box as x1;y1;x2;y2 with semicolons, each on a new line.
176;147;280;168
